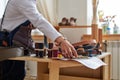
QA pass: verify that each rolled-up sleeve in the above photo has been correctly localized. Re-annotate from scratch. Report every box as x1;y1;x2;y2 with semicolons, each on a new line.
13;0;62;41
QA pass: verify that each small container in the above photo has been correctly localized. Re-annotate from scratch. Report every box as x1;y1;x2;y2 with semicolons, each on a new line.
106;27;111;34
113;24;119;34
48;50;52;58
48;43;53;58
49;43;53;49
35;50;44;58
52;50;59;57
35;43;44;49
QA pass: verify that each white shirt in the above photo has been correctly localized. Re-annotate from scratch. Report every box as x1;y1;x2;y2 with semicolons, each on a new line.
0;0;61;41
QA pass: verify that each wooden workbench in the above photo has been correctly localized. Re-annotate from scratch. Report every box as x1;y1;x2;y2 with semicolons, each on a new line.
10;52;111;80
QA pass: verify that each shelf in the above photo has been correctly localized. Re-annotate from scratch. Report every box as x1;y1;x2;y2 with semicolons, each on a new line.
32;35;52;42
55;26;91;28
103;34;120;40
32;35;44;41
82;34;120;41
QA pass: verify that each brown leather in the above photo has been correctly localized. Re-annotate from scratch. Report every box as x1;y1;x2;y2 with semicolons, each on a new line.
72;39;97;47
12;24;35;51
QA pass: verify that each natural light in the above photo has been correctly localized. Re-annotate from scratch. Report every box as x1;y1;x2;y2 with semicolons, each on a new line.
98;0;120;34
99;0;120;15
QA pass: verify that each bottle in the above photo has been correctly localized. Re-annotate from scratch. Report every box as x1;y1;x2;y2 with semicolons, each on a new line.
106;27;111;34
113;23;119;34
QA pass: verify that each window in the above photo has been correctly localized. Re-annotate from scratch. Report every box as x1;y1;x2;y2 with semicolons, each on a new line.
98;0;120;34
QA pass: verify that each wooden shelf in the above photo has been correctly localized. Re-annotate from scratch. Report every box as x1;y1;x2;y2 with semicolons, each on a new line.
32;35;44;41
82;34;120;41
32;35;52;42
103;34;120;40
55;26;91;28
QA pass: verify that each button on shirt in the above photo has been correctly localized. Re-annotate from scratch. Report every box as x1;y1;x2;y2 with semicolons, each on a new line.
0;0;61;41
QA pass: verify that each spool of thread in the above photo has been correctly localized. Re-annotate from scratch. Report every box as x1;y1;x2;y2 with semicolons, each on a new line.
48;43;53;58
35;50;44;58
35;43;44;57
35;43;44;49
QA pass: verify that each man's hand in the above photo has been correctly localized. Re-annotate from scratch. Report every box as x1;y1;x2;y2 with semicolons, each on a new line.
55;36;78;58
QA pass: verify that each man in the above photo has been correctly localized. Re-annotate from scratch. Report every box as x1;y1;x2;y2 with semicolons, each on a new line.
0;0;78;80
